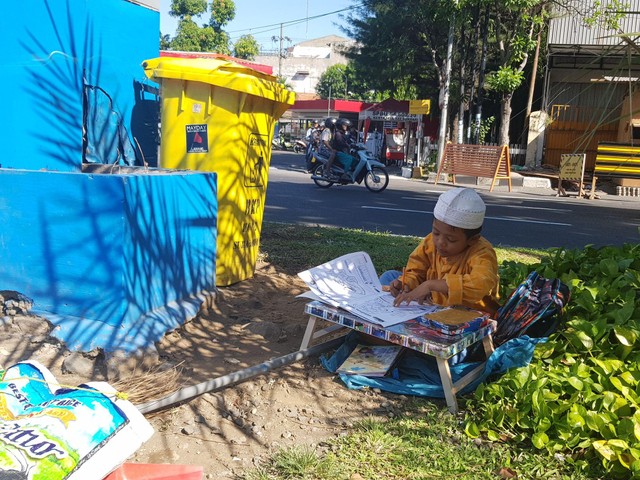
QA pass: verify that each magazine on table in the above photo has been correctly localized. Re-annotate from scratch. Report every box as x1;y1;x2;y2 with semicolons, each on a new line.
336;343;404;377
297;251;440;327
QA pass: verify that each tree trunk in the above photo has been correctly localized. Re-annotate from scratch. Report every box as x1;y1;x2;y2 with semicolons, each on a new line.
473;6;490;144
499;92;513;146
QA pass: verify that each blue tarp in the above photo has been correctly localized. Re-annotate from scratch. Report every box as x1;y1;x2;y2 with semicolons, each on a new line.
321;331;546;398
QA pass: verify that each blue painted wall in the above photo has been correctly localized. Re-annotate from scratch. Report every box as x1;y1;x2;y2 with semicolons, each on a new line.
0;168;218;352
0;0;159;171
0;1;219;353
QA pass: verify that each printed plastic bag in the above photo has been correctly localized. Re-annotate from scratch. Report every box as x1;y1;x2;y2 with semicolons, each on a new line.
0;360;153;479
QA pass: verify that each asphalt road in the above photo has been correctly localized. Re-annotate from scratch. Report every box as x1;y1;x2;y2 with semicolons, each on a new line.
264;151;640;249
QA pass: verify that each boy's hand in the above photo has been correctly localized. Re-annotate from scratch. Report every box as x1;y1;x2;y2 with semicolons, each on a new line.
388;279;406;297
393;282;432;307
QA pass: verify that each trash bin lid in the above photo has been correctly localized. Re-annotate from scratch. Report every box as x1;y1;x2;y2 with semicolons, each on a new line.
142;57;295;106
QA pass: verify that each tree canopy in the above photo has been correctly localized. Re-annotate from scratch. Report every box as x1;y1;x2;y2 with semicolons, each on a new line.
164;0;236;54
343;0;546;146
233;35;259;60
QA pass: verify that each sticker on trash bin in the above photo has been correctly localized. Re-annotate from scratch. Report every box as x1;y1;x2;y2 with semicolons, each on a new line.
245;134;269;187
186;124;208;153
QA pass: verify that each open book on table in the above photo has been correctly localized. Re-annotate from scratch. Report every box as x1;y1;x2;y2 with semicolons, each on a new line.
297;251;442;328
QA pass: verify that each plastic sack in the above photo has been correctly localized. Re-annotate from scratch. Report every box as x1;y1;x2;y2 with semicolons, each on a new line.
0;360;153;479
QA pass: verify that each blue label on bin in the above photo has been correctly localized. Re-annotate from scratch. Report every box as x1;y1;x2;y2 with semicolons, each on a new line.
186;124;208;153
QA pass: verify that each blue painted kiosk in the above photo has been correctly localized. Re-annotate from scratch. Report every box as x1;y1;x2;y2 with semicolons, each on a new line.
0;0;219;353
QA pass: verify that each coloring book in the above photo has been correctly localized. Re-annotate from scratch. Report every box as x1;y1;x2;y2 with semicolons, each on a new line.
336;344;403;377
298;251;440;327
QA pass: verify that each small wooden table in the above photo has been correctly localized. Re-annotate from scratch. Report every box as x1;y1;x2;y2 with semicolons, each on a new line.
300;300;496;413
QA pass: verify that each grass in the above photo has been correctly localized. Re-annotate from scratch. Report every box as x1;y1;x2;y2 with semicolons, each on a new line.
244;403;595;480
242;223;598;479
259;221;547;276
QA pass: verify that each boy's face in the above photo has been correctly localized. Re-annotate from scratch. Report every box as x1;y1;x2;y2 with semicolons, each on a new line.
431;219;476;258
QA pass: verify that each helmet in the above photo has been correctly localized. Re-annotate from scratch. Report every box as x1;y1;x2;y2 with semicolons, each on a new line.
336;118;352;129
324;117;338;129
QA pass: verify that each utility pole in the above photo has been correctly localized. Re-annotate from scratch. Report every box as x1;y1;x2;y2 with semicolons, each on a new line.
278;23;283;78
271;24;291;79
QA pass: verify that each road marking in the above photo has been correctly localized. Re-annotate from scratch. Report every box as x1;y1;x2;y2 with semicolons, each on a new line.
362;206;572;226
401;196;572;213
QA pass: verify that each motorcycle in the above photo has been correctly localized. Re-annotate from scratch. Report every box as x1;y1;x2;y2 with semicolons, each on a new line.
272;131;294;151
293;138;308;154
310;143;389;193
304;139;321;172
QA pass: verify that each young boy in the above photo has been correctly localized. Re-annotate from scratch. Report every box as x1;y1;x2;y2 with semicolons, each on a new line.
387;187;500;315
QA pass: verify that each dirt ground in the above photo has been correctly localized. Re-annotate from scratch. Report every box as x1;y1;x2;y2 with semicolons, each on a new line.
1;260;426;479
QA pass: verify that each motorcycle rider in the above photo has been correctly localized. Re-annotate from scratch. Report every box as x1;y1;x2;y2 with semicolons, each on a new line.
320;117;338;177
331;118;356;179
305;121;320;142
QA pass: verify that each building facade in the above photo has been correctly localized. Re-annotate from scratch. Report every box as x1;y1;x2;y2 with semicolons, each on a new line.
542;1;640;169
256;35;354;94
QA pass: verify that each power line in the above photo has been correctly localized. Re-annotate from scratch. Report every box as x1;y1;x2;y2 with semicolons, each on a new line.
226;4;362;39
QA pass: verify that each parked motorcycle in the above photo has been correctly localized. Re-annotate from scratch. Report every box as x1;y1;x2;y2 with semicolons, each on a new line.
272;131;294;151
310;143;389;193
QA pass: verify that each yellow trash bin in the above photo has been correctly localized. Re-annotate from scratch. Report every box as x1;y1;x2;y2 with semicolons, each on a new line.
142;57;295;286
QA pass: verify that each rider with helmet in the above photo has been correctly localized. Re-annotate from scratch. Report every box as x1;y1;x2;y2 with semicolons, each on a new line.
320;117;337;176
331;118;356;176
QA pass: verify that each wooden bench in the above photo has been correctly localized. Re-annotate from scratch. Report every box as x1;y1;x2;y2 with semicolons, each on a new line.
590;142;640;199
435;143;512;192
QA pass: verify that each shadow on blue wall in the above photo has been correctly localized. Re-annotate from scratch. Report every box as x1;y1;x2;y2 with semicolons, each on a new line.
0;167;218;353
0;1;219;353
5;0;159;171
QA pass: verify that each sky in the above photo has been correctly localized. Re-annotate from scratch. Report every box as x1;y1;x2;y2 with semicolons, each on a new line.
160;0;357;50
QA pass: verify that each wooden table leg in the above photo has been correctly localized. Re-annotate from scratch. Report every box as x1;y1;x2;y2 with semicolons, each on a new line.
299;315;347;350
482;335;494;357
436;357;458;414
299;316;318;350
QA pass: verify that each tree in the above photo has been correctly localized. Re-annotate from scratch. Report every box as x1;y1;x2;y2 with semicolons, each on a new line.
169;0;208;18
344;0;548;148
233;35;259;60
171;18;231;53
160;33;171;50
343;0;447;100
166;0;235;54
316;64;349;99
483;0;545;146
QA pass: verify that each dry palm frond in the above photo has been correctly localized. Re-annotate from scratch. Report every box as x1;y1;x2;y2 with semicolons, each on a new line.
113;362;184;406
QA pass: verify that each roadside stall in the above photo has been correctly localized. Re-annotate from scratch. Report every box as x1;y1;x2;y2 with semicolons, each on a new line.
359;98;438;167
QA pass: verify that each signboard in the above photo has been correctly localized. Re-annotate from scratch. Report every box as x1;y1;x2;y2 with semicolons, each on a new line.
360;110;420;122
557;153;586;197
409;99;431;115
186;124;208;153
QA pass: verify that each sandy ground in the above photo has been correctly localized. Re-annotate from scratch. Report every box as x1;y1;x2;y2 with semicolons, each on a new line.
1;260;425;479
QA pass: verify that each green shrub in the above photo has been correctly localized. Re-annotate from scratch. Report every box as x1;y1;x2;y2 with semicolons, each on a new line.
466;244;640;478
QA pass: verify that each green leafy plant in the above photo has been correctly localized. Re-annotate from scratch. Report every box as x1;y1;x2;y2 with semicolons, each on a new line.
465;244;640;477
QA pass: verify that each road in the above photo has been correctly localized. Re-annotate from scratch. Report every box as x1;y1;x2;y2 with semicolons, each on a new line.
264;151;640;249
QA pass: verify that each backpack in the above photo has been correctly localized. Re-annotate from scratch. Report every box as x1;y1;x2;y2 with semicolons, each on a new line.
493;271;570;346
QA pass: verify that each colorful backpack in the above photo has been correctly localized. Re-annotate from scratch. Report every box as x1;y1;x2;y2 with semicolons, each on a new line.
493;271;570;346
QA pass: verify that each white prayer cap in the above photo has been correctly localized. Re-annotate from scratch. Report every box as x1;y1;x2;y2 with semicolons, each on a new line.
433;188;485;229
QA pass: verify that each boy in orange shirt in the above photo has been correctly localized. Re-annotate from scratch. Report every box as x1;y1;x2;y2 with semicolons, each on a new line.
386;187;500;315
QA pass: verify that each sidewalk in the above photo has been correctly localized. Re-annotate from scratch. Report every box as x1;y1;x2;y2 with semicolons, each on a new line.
386;165;638;202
